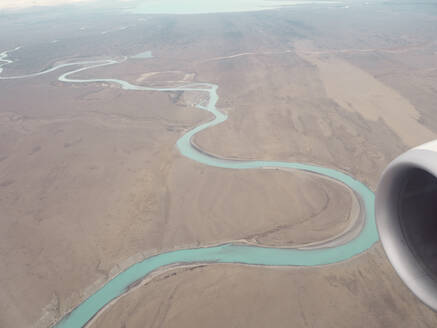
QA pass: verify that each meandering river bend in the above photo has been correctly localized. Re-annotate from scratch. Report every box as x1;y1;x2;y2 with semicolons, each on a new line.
0;53;378;328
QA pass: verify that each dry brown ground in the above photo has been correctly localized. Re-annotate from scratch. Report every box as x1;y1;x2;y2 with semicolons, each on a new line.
1;3;437;328
0;64;354;327
193;49;407;189
293;40;435;148
89;245;437;328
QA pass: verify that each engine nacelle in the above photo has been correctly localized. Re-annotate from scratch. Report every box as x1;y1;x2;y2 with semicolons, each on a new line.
376;140;437;310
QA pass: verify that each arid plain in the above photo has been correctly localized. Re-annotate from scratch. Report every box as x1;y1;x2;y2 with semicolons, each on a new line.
1;1;437;328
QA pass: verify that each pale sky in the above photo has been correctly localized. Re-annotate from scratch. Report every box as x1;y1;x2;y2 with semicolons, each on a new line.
0;0;95;10
0;0;345;11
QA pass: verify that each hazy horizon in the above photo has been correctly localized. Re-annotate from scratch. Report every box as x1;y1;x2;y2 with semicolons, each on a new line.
0;0;356;12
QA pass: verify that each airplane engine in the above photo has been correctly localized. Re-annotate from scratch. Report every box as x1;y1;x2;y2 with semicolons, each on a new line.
376;140;437;310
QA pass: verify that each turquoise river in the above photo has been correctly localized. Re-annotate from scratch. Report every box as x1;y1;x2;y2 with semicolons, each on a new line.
0;54;378;328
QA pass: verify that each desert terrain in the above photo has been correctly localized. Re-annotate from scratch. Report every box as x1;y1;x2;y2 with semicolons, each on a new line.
1;1;437;327
90;246;437;328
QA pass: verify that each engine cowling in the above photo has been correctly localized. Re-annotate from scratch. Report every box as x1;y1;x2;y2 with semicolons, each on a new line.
376;140;437;310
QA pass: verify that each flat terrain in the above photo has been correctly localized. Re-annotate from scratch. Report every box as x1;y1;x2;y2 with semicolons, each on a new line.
1;1;437;327
89;245;437;328
0;68;353;327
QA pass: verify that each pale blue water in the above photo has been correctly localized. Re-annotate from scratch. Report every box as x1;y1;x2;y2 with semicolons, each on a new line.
127;0;342;15
0;57;377;328
131;51;153;59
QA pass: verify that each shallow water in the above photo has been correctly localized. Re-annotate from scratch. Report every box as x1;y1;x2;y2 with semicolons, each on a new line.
131;51;153;59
